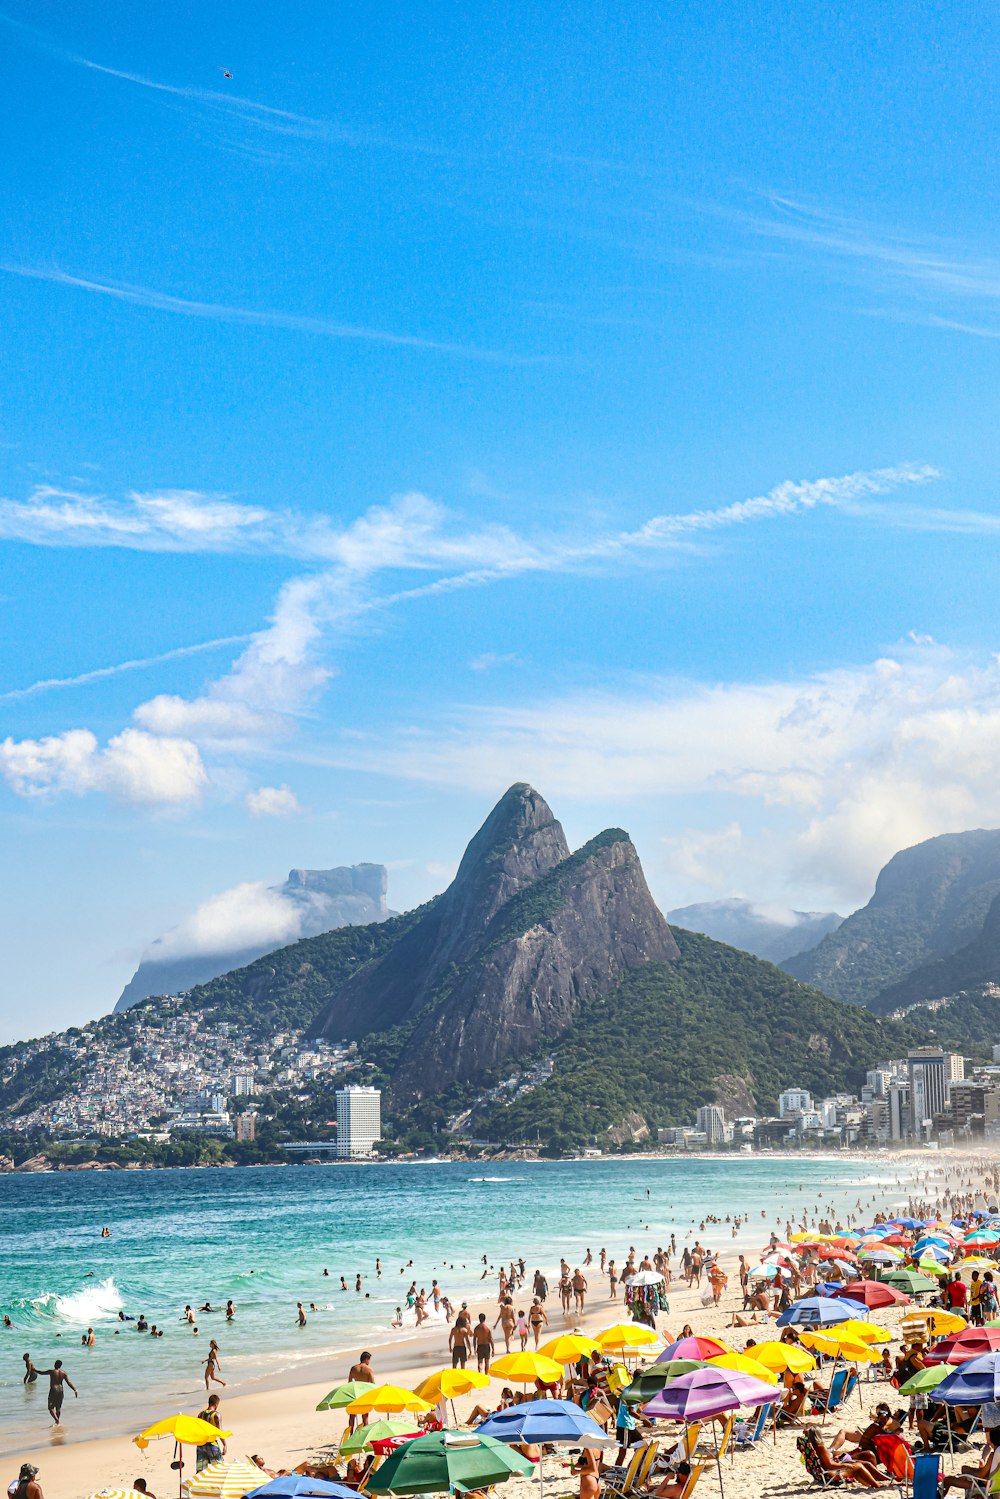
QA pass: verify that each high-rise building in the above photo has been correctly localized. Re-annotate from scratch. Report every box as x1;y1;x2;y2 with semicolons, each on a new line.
888;1082;911;1141
907;1048;965;1139
778;1088;812;1117
234;1114;256;1142
336;1085;382;1159
231;1072;256;1097
695;1104;726;1143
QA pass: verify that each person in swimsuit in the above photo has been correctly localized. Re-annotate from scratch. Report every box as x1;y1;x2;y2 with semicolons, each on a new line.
203;1340;225;1389
39;1361;77;1426
528;1298;548;1348
22;1353;39;1385
516;1309;529;1350
494;1300;516;1352
473;1314;494;1374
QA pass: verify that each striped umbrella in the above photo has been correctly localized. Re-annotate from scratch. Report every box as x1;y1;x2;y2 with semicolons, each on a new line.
87;1490;149;1499
184;1461;269;1499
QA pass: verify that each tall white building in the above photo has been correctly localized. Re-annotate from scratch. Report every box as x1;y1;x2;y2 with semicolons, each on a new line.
778;1088;812;1117
908;1048;965;1138
336;1085;382;1159
695;1104;726;1143
231;1072;256;1097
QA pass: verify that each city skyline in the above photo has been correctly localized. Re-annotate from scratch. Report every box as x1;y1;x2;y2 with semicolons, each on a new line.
3;2;1000;1039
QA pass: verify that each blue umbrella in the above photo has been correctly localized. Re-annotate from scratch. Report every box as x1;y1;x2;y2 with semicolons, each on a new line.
776;1297;863;1328
476;1398;613;1448
936;1353;1000;1405
247;1482;358;1499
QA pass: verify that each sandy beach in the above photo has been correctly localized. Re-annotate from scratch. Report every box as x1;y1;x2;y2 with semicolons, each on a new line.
12;1153;960;1499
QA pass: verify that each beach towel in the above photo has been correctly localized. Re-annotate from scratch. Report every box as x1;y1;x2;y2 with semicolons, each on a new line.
871;1433;914;1481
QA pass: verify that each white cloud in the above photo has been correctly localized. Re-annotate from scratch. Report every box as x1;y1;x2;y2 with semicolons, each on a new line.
469;652;522;672
0;485;276;553
133;694;284;746
333;642;1000;907
0;727;207;804
151;880;305;960
246;784;302;817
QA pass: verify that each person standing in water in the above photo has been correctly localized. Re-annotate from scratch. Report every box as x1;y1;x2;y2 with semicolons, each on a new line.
39;1361;77;1426
22;1353;39;1385
203;1339;225;1389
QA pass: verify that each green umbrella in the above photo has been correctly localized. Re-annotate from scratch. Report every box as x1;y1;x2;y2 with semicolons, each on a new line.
366;1430;535;1495
316;1381;376;1411
621;1359;710;1405
339;1419;421;1455
899;1366;950;1396
883;1269;941;1295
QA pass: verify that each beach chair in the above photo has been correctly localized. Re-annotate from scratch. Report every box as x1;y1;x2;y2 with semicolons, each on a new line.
732;1403;769;1451
906;1455;940;1499
715;1415;736;1463
810;1368;848;1416
673;1464;706;1499
603;1441;653;1497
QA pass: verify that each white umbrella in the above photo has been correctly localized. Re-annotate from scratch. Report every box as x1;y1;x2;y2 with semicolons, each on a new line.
626;1270;665;1286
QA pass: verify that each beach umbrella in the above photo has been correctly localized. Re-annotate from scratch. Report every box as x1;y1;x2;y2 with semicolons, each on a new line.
923;1328;1000;1365
898;1366;951;1396
620;1360;709;1405
339;1420;422;1456
134;1414;235;1499
707;1352;779;1384
642;1367;780;1420
936;1353;1000;1405
749;1264;781;1281
902;1309;966;1336
88;1491;149;1499
538;1333;600;1363
625;1270;665;1286
477;1399;614;1447
413;1369;490;1403
883;1270;941;1295
596;1324;660;1355
490;1351;564;1384
346;1384;432;1415
955;1256;998;1270
837;1319;891;1344
858;1247;902;1265
657;1335;732;1361
775;1296;855;1328
316;1381;377;1411
184;1460;268;1499
798;1331;881;1363
246;1482;358;1499
832;1281;909;1309
749;1341;816;1374
365;1430;536;1496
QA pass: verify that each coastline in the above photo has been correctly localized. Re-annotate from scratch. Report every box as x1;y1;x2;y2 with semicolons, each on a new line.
9;1151;953;1497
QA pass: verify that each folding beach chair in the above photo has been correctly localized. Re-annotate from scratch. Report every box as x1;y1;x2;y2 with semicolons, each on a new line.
715;1415;736;1463
675;1464;706;1499
604;1441;654;1497
909;1454;940;1499
810;1368;848;1416
732;1404;769;1451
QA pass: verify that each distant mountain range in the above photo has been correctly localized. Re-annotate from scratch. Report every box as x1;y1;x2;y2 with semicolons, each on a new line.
666;898;842;964
783;830;1000;1017
115;864;390;1011
183;784;913;1145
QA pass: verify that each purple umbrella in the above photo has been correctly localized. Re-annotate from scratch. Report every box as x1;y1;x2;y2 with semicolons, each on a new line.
642;1367;781;1421
642;1369;780;1499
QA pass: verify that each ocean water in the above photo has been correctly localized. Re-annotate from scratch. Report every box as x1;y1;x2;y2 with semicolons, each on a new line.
0;1156;918;1455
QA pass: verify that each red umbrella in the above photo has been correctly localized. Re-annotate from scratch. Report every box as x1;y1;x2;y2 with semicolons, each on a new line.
881;1234;914;1247
923;1329;1000;1365
832;1281;910;1309
818;1245;855;1261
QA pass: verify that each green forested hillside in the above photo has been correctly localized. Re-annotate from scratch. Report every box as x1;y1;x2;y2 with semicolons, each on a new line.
474;930;915;1151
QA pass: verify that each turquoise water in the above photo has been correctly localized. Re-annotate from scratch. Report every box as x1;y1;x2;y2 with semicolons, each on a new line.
0;1156;915;1455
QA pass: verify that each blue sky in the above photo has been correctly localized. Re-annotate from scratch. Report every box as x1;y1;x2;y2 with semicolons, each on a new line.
3;1;1000;1042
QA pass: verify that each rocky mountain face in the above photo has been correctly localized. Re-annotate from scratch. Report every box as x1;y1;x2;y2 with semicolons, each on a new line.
783;829;1000;1006
872;893;1000;1015
667;897;842;964
115;863;390;1012
309;783;679;1097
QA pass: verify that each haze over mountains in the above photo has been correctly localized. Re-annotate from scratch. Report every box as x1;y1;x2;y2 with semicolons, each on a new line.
115;864;390;1011
666;898;842;965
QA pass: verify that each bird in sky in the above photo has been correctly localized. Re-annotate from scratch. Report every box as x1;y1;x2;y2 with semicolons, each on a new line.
218;68;233;79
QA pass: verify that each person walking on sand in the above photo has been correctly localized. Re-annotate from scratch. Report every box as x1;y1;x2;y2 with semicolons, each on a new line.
572;1268;588;1314
39;1361;77;1426
473;1313;494;1374
494;1300;516;1352
195;1394;226;1471
450;1314;473;1369
203;1339;226;1389
528;1298;548;1347
516;1308;529;1350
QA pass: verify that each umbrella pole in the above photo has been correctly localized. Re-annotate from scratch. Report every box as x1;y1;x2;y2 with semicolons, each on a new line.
177;1441;183;1499
947;1406;954;1462
713;1418;724;1499
821;1355;840;1428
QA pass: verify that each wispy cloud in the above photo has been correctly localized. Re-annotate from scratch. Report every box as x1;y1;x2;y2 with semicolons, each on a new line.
0;633;252;703
1;265;537;364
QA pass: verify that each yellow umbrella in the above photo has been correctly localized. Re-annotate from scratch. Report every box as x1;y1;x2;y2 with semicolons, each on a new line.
135;1415;234;1446
902;1309;966;1335
955;1257;996;1269
799;1331;881;1363
837;1319;891;1344
749;1341;816;1374
414;1369;490;1402
707;1352;779;1383
540;1333;601;1363
346;1383;432;1415
595;1324;661;1354
134;1414;235;1499
183;1460;268;1499
490;1351;565;1384
88;1491;149;1499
